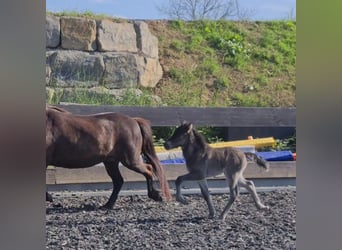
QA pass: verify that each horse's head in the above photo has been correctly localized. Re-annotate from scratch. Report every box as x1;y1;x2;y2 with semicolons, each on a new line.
164;121;193;150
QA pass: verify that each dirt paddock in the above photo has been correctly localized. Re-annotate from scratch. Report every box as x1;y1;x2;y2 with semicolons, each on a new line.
46;189;296;249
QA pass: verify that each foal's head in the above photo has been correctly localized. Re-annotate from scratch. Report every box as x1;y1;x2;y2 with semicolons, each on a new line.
164;122;193;150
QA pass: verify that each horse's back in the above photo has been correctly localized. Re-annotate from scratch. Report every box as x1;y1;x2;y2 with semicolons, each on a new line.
46;110;143;168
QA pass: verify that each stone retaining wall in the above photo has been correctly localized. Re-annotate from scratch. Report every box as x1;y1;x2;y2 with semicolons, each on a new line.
46;15;163;103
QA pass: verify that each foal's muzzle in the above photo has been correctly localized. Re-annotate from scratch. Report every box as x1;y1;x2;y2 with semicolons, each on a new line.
164;141;173;150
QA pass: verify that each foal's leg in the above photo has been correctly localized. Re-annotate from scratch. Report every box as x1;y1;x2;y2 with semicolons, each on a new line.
102;161;124;209
175;173;203;204
198;179;216;218
238;176;269;210
219;174;240;221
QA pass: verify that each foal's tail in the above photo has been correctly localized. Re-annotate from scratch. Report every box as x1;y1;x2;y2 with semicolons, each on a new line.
134;118;172;201
244;152;270;172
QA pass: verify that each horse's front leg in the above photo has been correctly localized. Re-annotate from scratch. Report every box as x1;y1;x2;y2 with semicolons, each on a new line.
175;173;203;205
46;165;53;202
46;191;53;202
101;161;123;209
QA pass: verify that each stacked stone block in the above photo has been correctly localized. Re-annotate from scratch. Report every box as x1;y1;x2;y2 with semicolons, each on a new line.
46;15;163;102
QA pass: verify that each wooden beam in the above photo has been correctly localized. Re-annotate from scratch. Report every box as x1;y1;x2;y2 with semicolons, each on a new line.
46;162;296;185
55;104;296;127
46;168;56;185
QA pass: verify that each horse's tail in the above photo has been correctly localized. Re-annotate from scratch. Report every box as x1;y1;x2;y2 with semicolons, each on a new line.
244;152;269;172
46;105;70;113
134;117;172;201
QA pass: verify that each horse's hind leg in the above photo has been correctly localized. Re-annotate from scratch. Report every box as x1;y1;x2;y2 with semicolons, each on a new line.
102;161;124;209
238;176;269;210
143;163;163;201
125;161;163;202
198;179;216;218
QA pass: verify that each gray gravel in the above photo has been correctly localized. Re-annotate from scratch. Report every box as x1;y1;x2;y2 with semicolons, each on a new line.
46;189;296;249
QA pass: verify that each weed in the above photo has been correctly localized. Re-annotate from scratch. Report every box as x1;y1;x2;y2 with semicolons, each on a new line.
255;74;268;86
170;39;185;52
169;68;195;85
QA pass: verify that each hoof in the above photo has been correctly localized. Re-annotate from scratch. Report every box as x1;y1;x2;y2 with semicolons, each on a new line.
176;196;188;205
149;190;163;202
100;204;113;210
208;214;215;219
263;205;270;211
218;215;226;221
258;205;270;211
46;193;53;202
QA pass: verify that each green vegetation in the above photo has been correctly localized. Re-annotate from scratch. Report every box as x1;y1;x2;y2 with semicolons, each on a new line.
47;10;105;18
153;125;223;147
148;19;296;107
47;87;160;106
261;131;296;153
46;10;125;21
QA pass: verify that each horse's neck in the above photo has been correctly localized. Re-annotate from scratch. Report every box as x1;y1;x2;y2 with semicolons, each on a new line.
182;130;207;160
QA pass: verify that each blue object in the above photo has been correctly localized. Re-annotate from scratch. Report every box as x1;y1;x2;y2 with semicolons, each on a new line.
160;150;293;165
160;158;186;164
256;151;293;161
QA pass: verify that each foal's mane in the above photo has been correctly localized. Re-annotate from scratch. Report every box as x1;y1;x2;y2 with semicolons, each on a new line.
191;127;209;149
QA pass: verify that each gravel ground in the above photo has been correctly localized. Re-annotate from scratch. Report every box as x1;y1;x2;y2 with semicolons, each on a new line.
46;189;296;249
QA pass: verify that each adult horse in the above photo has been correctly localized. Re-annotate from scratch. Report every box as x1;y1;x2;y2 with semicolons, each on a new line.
46;105;171;208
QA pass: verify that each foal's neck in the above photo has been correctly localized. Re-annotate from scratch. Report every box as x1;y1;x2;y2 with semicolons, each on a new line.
182;129;208;159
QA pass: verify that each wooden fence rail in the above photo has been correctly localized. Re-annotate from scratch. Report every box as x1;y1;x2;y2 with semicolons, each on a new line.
56;104;296;127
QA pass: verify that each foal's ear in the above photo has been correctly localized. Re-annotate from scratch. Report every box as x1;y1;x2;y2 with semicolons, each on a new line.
186;123;193;133
180;120;192;133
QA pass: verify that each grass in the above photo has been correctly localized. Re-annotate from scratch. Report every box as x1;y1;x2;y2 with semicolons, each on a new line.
147;19;296;107
47;87;161;106
46;10;126;22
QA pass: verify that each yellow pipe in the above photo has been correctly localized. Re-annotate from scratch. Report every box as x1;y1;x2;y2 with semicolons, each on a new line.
155;137;275;153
